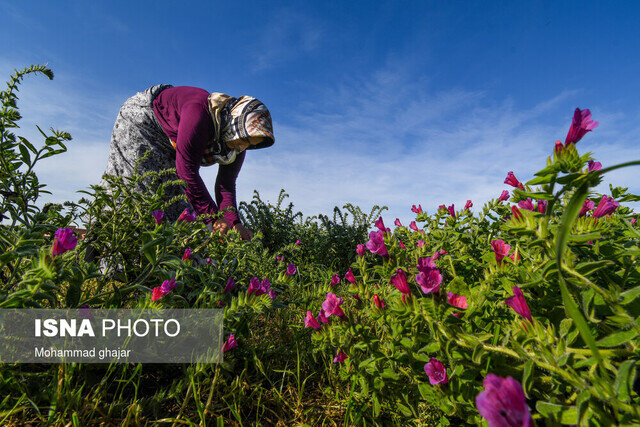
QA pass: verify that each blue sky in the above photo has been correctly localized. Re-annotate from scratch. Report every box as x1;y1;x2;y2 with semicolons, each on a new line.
1;1;639;225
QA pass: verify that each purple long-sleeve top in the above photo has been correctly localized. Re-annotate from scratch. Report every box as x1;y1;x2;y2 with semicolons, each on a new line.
152;86;244;226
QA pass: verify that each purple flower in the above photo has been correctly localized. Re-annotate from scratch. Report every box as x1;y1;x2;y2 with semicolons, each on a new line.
366;230;388;256
417;256;437;273
152;278;177;301
412;204;423;214
417;240;425;248
465;200;473;210
588;160;602;172
490;240;511;264
295;239;301;246
151;210;164;224
356;244;366;256
517;199;535;212
498;190;510;202
438;204;447;211
579;199;596;217
182;248;192;261
432;249;447;260
51;228;78;256
565;108;598;145
178;208;197;222
304;311;322;330
424;358;449;385
247;277;262;296
352;293;361;301
409;221;419;231
261;279;275;299
286;263;297;275
224;278;235;292
399;240;406;249
276;255;283;262
554;140;563;154
345;268;356;283
390;269;411;295
333;349;348;363
322;293;345;317
330;274;340;286
505;286;533;323
536;200;547;214
447;204;456;218
476;374;533;427
206;257;212;264
374;216;388;232
504;172;524;190
317;309;329;324
222;334;238;352
592;195;620;218
394;218;403;227
416;268;442;294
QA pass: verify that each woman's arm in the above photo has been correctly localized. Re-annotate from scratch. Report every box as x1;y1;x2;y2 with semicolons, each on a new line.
214;150;246;227
174;102;220;222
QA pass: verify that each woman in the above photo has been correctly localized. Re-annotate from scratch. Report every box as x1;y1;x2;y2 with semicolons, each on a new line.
100;84;275;240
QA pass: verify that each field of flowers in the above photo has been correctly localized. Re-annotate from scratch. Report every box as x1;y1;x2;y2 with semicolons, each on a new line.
1;66;639;425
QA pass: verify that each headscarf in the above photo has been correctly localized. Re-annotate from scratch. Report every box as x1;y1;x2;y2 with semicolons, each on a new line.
204;93;274;165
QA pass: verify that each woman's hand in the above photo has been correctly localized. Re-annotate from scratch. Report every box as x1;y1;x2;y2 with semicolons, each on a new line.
233;223;254;241
211;218;231;234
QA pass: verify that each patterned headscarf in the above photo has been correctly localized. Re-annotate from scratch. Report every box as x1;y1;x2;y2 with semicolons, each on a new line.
203;93;274;165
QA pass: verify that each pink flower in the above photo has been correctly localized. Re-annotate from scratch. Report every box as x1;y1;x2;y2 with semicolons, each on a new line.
394;218;403;227
592;195;620;218
588;160;602;172
345;268;356;283
438;204;447;211
579;199;596;217
222;334;238;352
260;279;275;299
505;286;533;323
224;278;236;292
366;230;388;256
476;374;533;427
151;210;164;224
511;206;523;221
286;263;297;275
490;240;511;264
333;349;348;363
409;221;418;231
565;108;598;145
498;190;510;202
504;172;525;190
632;218;637;225
517;199;535;211
322;293;345;317
182;248;192;261
151;278;177;301
373;294;385;309
356;244;366;256
276;255;283;262
304;311;322;330
412;204;423;214
206;257;212;264
352;293;361;301
218;301;227;307
509;251;521;263
330;274;340;286
465;200;473;210
432;249;447;260
554;140;563;154
447;292;468;310
375;216;389;232
416;269;442;294
447;204;456;218
417;256;437;273
295;239;301;246
399;240;406;249
178;208;197;222
317;309;329;324
424;358;449;385
51;228;78;256
417;240;425;248
390;269;411;295
536;200;547;214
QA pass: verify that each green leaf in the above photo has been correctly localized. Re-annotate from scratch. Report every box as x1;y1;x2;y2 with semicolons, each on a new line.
526;174;555;186
535;401;577;424
555;183;602;366
620;285;640;305
613;360;636;402
568;233;602;243
596;329;638;348
522;360;534;393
